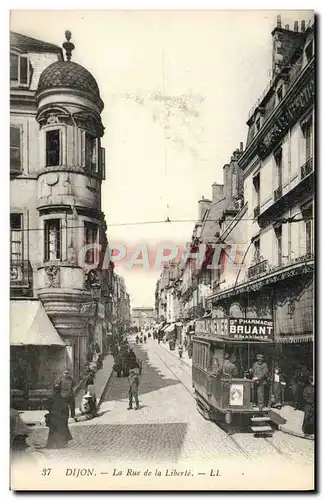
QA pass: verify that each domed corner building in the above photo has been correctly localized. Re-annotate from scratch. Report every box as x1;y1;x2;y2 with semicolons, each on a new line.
34;32;108;387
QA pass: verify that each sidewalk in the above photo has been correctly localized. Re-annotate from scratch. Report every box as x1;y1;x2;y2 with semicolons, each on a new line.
156;339;192;369
20;355;115;427
269;405;314;441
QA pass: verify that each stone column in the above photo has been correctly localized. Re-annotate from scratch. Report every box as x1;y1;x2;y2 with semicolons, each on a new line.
65;338;74;374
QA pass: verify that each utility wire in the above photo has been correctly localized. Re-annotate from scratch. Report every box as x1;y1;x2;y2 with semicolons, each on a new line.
10;216;314;232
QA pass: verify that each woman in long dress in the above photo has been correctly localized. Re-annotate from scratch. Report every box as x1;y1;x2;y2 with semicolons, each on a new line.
302;376;314;436
46;383;73;449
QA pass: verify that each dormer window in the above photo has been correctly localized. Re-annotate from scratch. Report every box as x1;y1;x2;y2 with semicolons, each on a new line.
255;117;261;132
276;86;283;103
10;52;29;86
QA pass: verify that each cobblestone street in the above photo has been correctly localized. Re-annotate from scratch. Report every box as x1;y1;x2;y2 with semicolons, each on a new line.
17;337;314;475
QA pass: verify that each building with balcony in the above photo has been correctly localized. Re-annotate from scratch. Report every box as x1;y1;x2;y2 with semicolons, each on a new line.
111;274;131;336
10;30;111;398
207;16;315;379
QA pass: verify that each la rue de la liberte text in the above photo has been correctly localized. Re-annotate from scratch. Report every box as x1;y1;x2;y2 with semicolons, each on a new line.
61;468;221;478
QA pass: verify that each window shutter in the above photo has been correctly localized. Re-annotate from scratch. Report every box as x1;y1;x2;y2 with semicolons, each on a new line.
10;126;22;172
92;139;98;172
81;131;86;168
100;147;106;179
10;54;19;81
19;56;29;85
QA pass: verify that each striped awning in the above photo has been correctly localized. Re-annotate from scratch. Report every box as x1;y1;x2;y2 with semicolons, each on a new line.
276;334;313;344
165;324;175;334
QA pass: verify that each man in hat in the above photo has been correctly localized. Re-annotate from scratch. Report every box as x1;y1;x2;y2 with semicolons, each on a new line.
222;353;238;378
56;368;75;419
251;354;269;408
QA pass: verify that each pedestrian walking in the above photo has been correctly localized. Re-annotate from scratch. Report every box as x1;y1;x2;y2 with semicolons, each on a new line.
302;375;314;436
45;383;73;449
128;368;140;410
178;344;183;359
271;367;286;408
56;368;75;419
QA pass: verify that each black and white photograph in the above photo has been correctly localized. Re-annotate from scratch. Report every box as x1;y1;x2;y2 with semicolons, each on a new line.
9;9;315;491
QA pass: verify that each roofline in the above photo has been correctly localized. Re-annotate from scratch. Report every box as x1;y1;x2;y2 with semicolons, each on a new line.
10;31;64;58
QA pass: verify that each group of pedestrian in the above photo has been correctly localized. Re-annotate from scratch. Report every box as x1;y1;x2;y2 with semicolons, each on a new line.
44;343;106;449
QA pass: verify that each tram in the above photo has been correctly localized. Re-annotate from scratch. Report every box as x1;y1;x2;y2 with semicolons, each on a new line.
192;316;276;436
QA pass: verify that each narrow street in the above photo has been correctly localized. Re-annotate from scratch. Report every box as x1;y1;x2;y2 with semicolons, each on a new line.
18;338;314;473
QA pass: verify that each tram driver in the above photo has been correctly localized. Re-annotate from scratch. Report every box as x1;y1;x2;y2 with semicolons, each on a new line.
251;353;269;409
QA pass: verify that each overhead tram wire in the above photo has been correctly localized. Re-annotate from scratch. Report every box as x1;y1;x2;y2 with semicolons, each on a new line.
13;216;314;233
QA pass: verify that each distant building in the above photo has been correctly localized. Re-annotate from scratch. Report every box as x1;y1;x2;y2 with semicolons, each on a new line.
132;307;155;329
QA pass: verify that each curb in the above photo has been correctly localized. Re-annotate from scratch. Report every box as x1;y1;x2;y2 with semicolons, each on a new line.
97;366;115;409
278;424;315;440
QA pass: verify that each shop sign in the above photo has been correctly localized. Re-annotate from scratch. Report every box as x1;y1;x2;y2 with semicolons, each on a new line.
259;76;314;157
215;317;274;341
80;302;95;314
228;318;274;341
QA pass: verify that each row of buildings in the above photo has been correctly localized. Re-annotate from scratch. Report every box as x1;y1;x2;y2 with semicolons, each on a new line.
10;30;131;397
155;16;314;377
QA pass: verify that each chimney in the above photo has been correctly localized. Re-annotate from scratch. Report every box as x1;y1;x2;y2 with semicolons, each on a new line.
240;142;244;152
198;198;211;222
272;16;305;76
212;183;224;204
301;20;306;32
277;15;282;28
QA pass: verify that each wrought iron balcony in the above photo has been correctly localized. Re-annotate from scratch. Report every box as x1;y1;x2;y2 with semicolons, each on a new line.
10;260;33;292
301;158;313;179
274;185;282;202
253;205;260;218
247;258;269;279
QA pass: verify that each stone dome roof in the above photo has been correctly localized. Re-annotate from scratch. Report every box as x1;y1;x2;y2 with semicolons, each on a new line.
37;60;103;109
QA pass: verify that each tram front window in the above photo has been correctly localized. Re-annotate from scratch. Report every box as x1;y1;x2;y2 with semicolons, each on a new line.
224;346;248;378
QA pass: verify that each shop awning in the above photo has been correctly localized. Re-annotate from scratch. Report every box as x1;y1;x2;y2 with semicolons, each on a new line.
161;323;170;332
276;334;313;344
175;322;183;327
10;300;65;347
165;324;175;334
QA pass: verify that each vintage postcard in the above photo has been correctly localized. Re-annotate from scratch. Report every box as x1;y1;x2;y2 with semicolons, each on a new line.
9;9;315;491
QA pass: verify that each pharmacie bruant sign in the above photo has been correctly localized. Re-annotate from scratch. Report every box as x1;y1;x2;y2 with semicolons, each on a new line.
216;318;274;341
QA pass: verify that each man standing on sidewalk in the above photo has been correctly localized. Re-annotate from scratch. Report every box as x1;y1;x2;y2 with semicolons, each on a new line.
128;367;140;410
56;369;76;419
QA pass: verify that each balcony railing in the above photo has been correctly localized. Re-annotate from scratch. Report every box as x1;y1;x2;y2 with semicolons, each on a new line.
10;260;33;290
274;185;282;202
247;259;269;279
301;158;313;180
253;205;260;218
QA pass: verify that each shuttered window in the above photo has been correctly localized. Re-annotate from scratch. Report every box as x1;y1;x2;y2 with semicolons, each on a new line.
10;126;22;172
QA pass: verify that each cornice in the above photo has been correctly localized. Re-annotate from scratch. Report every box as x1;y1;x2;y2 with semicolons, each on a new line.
239;59;315;171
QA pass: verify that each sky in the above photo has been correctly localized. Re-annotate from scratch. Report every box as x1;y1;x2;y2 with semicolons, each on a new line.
10;9;313;308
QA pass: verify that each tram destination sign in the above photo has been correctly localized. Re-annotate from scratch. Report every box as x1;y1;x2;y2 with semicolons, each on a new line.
216;318;274;341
